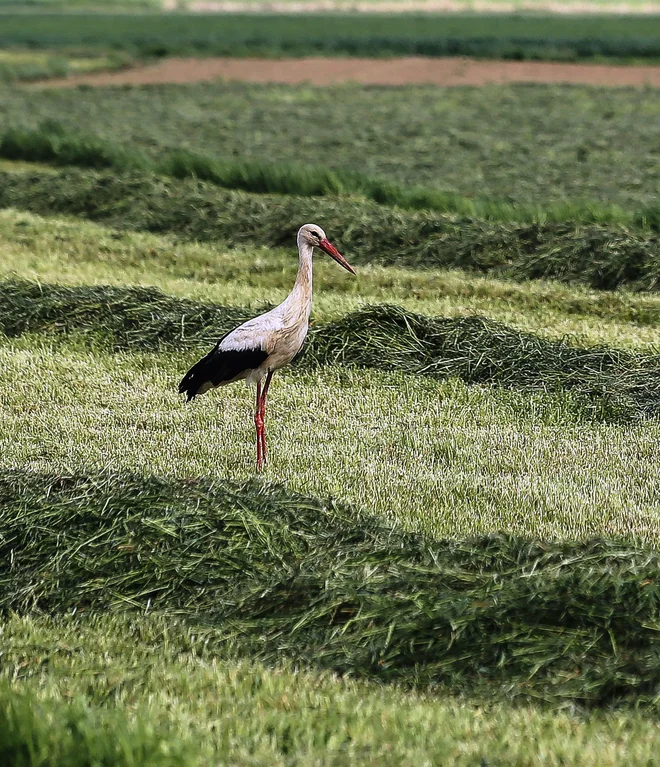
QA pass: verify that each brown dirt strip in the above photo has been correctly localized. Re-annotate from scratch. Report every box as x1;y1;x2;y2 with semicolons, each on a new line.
33;56;660;88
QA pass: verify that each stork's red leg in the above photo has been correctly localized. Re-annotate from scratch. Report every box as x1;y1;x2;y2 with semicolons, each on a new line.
255;379;264;471
260;371;274;463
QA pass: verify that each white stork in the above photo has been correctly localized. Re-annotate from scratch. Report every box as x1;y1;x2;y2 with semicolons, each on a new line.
179;223;355;470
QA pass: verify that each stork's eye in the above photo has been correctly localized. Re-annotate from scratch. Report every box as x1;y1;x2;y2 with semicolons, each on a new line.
313;231;322;238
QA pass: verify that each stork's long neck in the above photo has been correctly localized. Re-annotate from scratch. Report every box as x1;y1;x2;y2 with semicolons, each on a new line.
283;239;313;320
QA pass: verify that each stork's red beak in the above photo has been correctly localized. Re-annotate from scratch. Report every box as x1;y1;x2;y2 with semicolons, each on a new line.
318;238;356;275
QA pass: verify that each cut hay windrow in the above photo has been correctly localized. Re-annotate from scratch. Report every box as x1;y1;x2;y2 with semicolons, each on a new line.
2;279;660;422
0;124;632;226
2;168;660;290
0;281;253;351
1;470;660;709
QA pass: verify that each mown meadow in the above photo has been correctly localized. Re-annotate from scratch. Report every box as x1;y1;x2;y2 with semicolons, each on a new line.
3;83;660;215
2;38;660;767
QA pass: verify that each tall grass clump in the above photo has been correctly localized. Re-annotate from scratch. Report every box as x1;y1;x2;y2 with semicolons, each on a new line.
3;280;660;422
0;683;198;767
2;470;660;709
162;149;347;198
1;168;660;290
0;123;145;171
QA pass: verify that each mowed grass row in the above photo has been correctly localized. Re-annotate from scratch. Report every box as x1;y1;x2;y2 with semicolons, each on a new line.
2;470;660;711
4;617;660;767
3;123;636;225
4;278;660;423
3;168;660;291
2;339;660;542
3;208;660;350
3;83;660;212
5;11;660;61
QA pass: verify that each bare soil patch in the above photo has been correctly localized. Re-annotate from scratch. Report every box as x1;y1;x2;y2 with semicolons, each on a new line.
34;56;660;88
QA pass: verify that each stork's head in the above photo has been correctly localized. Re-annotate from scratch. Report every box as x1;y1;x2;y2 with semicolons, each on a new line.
297;224;355;275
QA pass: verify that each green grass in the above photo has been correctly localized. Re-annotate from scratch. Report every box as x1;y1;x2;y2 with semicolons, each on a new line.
4;167;660;292
2;470;660;708
4;616;660;767
0;123;637;225
4;11;660;61
1;679;194;767
0;49;129;83
2;83;660;214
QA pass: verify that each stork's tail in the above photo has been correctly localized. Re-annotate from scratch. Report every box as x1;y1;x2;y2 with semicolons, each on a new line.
178;351;216;401
179;346;270;402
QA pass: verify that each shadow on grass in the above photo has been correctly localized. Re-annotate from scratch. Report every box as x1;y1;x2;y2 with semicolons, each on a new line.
1;470;660;711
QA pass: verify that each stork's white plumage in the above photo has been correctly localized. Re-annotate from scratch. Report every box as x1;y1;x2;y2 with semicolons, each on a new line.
179;223;355;470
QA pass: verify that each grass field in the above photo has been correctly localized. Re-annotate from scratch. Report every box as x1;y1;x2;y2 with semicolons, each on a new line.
5;11;660;62
0;49;130;83
2;31;660;763
3;202;660;761
3;83;660;213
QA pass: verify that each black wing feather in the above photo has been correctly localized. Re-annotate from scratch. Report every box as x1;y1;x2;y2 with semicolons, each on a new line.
179;346;269;401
